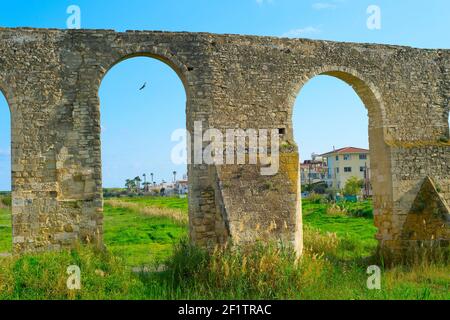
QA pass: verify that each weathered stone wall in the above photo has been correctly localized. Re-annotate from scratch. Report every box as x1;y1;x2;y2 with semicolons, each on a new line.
0;28;448;262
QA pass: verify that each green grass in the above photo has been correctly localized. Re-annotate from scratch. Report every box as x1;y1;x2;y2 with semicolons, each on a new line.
0;207;12;254
103;203;187;266
0;247;148;300
118;196;188;210
0;241;448;300
0;196;448;300
303;200;378;259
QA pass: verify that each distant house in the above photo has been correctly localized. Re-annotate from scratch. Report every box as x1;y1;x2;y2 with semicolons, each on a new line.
300;154;328;187
321;147;371;193
175;180;189;195
149;180;189;196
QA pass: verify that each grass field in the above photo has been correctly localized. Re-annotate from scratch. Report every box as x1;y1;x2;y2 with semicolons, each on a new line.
0;207;12;254
0;196;448;300
103;202;187;266
303;200;377;259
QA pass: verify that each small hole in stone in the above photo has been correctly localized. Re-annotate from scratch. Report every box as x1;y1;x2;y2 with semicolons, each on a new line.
279;128;286;135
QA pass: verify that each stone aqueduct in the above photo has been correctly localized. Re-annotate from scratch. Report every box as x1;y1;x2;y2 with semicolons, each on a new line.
0;28;449;262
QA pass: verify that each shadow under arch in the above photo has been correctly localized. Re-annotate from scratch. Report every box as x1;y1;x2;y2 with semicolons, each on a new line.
290;66;393;250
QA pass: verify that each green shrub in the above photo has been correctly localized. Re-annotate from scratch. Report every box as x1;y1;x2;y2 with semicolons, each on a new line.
1;196;11;207
326;203;348;216
343;177;364;196
344;201;373;219
306;193;326;204
158;240;331;299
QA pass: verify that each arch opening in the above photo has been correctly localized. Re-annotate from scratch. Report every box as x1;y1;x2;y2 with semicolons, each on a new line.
292;71;389;260
0;91;12;256
98;55;189;267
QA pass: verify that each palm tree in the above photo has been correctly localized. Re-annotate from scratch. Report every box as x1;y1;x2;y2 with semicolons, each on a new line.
125;179;136;193
125;179;132;191
143;173;147;192
173;171;177;183
150;173;154;184
134;176;142;192
142;182;150;192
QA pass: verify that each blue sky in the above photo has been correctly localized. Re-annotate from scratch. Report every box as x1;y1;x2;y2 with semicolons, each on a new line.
0;0;449;189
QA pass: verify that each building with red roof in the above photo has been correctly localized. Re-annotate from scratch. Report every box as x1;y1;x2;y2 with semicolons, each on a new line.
321;147;371;195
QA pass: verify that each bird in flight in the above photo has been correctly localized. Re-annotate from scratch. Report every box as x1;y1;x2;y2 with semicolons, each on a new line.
139;82;147;90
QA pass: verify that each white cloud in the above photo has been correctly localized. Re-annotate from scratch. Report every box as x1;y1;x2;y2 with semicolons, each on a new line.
282;27;321;38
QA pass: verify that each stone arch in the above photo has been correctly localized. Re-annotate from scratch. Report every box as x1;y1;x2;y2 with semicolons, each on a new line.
95;48;193;102
289;66;393;252
92;49;194;142
0;84;13;253
0;87;14;115
0;84;16;192
0;77;23;185
287;66;387;132
92;49;193;246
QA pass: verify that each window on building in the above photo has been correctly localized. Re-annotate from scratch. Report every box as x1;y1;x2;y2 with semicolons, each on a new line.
359;154;367;160
343;154;350;160
360;166;365;172
336;156;339;161
344;167;352;173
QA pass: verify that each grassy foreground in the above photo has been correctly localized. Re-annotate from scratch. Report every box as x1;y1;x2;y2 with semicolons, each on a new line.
0;207;12;254
0;196;448;300
103;200;187;266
